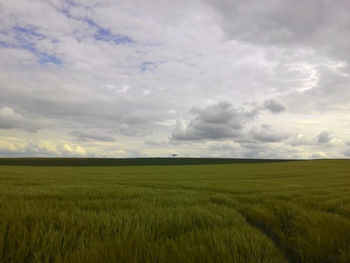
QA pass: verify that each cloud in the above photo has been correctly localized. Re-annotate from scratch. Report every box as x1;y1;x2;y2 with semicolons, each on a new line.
70;130;115;142
0;138;133;158
207;141;238;152
204;0;350;61
251;125;290;143
344;148;350;157
0;0;349;158
283;65;350;113
144;140;168;146
171;101;259;141
0;106;23;129
311;152;327;159
263;99;286;113
204;0;350;115
0;140;86;157
0;106;41;132
171;101;288;143
317;131;332;144
288;133;313;147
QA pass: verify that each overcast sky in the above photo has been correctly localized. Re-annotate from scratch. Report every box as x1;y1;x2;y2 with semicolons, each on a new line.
1;0;350;158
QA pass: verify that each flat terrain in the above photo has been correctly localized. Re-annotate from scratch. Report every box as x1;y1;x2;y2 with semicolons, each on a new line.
0;157;293;166
0;159;350;262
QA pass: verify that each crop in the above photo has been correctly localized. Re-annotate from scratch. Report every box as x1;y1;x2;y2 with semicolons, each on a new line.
0;159;349;262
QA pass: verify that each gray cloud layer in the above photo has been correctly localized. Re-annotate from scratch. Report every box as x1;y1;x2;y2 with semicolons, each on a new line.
0;0;349;158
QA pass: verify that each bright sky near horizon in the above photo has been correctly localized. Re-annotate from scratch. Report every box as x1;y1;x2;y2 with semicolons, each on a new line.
0;0;350;158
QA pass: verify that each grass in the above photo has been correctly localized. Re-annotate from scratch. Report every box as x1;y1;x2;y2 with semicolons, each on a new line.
0;159;350;262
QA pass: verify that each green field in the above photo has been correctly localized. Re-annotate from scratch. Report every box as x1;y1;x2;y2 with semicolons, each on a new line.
1;159;350;262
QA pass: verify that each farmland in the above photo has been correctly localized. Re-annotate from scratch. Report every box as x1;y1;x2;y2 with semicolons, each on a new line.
0;159;350;262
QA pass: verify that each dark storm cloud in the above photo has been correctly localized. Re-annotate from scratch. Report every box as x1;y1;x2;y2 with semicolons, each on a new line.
171;101;259;141
317;131;332;144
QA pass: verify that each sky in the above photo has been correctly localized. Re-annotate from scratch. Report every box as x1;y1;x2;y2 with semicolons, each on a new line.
0;0;350;159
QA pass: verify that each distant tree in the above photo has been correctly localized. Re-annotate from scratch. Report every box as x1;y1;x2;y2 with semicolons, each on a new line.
171;153;178;157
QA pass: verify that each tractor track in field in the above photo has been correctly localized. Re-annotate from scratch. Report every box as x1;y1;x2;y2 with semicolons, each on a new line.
112;181;294;262
236;210;295;263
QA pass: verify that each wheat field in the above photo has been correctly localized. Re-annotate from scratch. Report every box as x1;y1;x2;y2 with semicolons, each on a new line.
1;159;350;262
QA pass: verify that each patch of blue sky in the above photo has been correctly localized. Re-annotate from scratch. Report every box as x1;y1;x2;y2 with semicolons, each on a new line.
38;53;62;66
0;26;62;65
12;26;46;46
63;0;78;7
140;62;157;72
85;19;134;45
0;38;36;54
13;26;44;38
58;0;79;18
0;41;15;48
60;8;71;19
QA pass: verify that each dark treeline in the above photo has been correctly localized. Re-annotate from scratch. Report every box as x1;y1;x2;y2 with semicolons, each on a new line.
0;157;299;166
